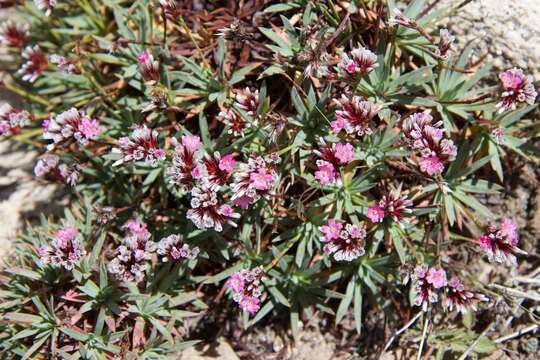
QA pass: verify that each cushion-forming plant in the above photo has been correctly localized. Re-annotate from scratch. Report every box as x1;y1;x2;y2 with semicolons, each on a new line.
0;0;538;358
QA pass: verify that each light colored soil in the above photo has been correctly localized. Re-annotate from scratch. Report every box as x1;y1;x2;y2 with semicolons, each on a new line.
437;0;540;80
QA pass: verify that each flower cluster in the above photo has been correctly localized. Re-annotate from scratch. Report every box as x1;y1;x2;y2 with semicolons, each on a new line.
338;46;378;79
367;188;413;225
17;45;47;83
478;218;526;266
187;182;240;232
496;68;538;112
444;277;488;314
412;265;486;313
197;153;237;187
436;29;454;60
34;154;80;186
138;52;160;84
412;265;448;311
112;125;165;166
34;0;58;16
331;95;379;136
402;112;457;175
159;0;181;18
319;219;366;261
156;234;199;263
227;267;264;315
167;135;203;189
234;87;259;119
50;54;77;74
217;108;251;137
43;108;100;150
108;218;156;283
0;20;28;48
389;8;414;28
314;141;355;185
39;227;85;270
230;153;280;209
0;103;30;136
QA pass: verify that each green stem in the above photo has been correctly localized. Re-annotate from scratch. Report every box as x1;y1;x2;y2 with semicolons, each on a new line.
264;234;301;272
2;83;50;107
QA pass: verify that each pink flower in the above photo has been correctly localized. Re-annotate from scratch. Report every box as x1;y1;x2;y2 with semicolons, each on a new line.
196;152;236;187
233;196;254;209
338;46;378;78
39;226;85;270
227;272;245;294
333;143;355;164
50;54;76;74
157;234;199;262
419;156;445;176
231;154;280;207
0;20;28;48
249;167;274;190
314;141;356;185
478;218;525;265
403;112;457;175
332;95;379;136
0;103;30;136
138;52;150;63
187;182;240;232
235;87;259;118
496;68;537;112
137;52;160;84
182;135;201;152
80;118;100;140
227;267;264;315
219;154;237;173
123;218;150;240
320;222;366;262
426;268;447;289
34;155;80;186
412;265;446;311
444;277;488;314
108;220;156;283
218;108;250;137
367;205;385;223
167;135;202;189
415;264;428;279
319;219;343;242
369;188;413;224
17;45;47;83
239;296;260;315
43;108;100;150
500;218;517;243
112;125;165;167
330;117;347;134
314;160;337;185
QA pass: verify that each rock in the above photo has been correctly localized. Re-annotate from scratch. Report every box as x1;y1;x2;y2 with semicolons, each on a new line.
437;0;540;80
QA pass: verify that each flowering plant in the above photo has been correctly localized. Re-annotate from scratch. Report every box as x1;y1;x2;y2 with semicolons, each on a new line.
0;0;538;358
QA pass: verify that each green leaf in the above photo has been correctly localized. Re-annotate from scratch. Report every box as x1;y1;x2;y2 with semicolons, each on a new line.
336;280;354;324
389;226;407;264
264;3;301;13
249;301;273;326
89;53;129;66
258;27;293;57
229;63;261;85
